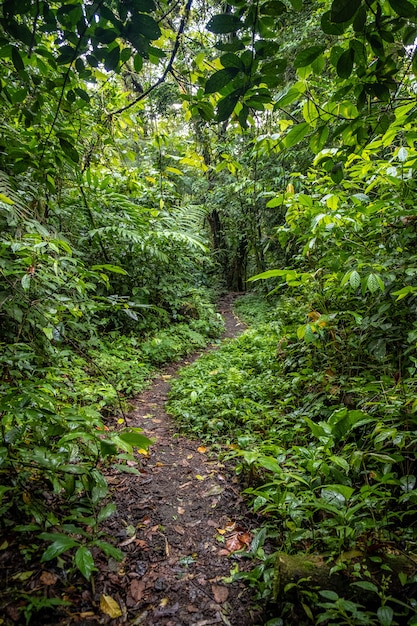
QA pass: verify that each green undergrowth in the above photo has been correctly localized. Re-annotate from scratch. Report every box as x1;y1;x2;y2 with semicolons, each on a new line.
0;288;223;620
168;293;417;625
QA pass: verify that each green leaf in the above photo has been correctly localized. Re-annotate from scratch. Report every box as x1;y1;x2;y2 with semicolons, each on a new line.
74;546;96;580
337;49;354;79
207;14;243;34
285;122;311;148
388;0;416;16
59;138;79;163
349;270;361;289
321;10;345;35
310;125;329;152
331;0;361;23
216;89;242;121
117;430;152;448
377;606;394;626
21;273;31;291
91;264;128;275
104;45;120;71
11;46;24;71
351;581;379;593
294;46;325;68
98;503;117;523
220;53;244;70
205;68;239;94
40;534;79;561
131;14;161;40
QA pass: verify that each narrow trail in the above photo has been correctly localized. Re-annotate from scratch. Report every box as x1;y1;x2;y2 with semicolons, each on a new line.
98;294;262;626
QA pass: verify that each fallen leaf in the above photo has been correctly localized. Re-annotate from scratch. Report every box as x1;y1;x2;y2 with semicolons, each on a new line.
100;594;122;618
152;418;161;423
197;446;207;454
130;579;146;602
204;485;224;497
161;375;172;380
195;474;205;481
159;597;169;607
11;571;33;581
216;528;226;535
119;535;136;547
218;548;230;556
225;531;251;553
0;540;8;550
117;418;124;424
137;448;149;455
187;454;193;460
177;506;185;515
40;571;58;586
80;612;95;618
173;525;185;535
155;462;164;467
211;584;229;603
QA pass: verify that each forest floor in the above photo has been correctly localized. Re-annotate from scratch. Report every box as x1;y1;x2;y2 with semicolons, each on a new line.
1;295;263;625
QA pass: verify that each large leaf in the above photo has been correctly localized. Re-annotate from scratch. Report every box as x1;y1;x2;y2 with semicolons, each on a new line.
216;89;242;121
74;546;96;580
205;68;239;94
285;122;311;148
39;533;79;561
294;46;325;68
206;14;243;34
331;0;362;23
388;0;416;16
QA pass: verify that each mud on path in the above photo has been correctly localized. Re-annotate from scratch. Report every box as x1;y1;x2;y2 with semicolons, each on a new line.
95;294;261;626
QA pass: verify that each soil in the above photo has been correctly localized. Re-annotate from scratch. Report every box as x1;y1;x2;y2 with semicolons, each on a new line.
1;294;264;626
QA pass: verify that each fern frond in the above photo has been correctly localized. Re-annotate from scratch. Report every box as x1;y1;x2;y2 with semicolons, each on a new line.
0;170;30;221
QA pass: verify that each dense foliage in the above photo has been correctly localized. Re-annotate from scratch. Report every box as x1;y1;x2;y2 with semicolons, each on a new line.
2;0;417;622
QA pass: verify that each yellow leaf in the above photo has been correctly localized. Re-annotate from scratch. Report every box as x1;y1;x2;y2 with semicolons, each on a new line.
117;418;124;424
197;446;207;454
216;528;226;535
137;448;149;455
195;474;205;481
0;540;8;550
159;597;169;607
100;594;122;618
22;492;30;504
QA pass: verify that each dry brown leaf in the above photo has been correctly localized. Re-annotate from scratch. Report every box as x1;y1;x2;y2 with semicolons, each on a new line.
130;579;146;602
211;584;229;604
217;548;230;556
39;571;58;586
204;485;224;497
173;525;185;535
225;531;252;553
100;594;122;618
177;506;185;515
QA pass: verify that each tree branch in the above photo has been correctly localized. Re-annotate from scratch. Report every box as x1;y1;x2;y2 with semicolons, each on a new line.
109;0;193;116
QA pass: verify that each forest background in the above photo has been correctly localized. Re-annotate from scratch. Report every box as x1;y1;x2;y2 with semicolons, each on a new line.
2;0;417;623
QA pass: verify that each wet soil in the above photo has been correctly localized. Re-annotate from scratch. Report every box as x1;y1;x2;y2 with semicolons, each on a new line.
1;294;263;625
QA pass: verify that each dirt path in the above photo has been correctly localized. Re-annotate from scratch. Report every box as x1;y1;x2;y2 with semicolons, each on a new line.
96;294;261;625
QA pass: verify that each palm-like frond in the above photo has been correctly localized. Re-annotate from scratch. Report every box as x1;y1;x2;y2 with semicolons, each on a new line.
0;170;30;221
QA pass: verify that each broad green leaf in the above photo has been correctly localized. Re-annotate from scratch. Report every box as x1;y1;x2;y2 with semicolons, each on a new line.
321;10;345;34
367;273;384;293
133;14;161;40
117;430;152;448
11;46;24;71
310;125;329;152
134;53;143;72
220;53;244;69
21;273;31;291
74;546;96;580
349;270;361;289
285;122;311;148
40;534;79;561
98;503;117;523
351;581;379;593
205;68;239;94
388;0;416;16
216;89;242;121
331;0;361;23
104;45;120;71
206;14;243;34
377;606;394;626
59;138;79;163
337;49;354;79
294;46;325;68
